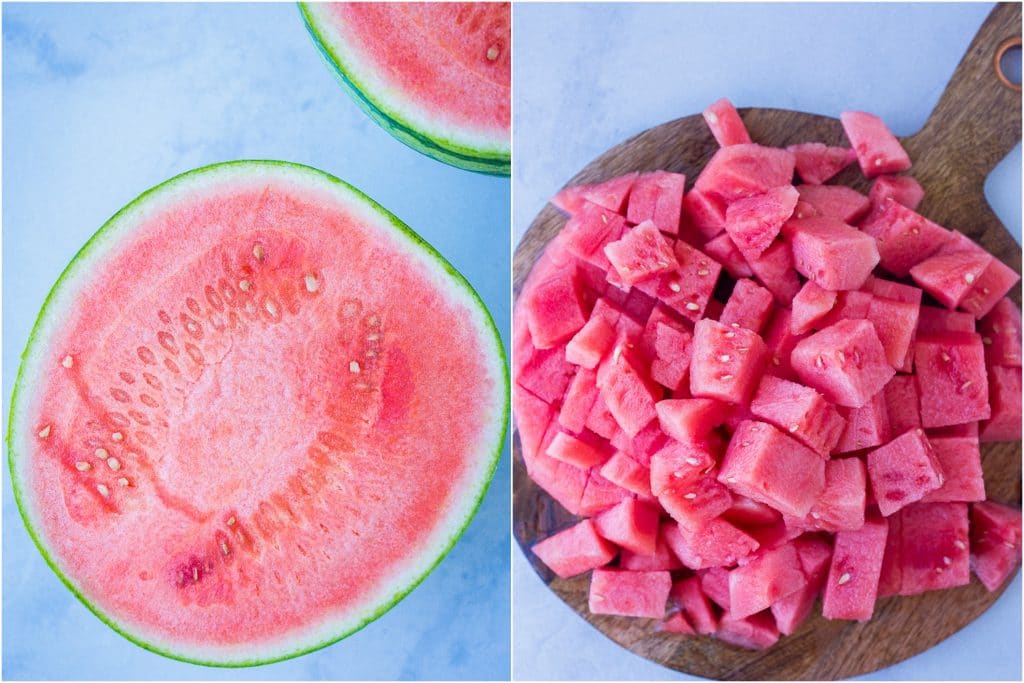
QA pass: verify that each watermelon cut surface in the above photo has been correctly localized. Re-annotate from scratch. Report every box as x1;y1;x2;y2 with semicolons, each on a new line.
8;162;508;666
970;500;1023;592
839;111;911;177
787;142;855;185
301;3;510;174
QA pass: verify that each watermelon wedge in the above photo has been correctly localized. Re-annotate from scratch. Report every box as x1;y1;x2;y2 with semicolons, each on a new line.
300;3;510;175
8;162;508;666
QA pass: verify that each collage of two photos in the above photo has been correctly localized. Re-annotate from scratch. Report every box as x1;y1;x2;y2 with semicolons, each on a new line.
2;2;1022;682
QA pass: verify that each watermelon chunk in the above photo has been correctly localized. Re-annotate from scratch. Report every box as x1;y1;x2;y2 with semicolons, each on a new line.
818;290;872;329
634;240;722;323
599;451;653;498
626;171;687;236
565;314;616;369
558;366;597;433
866;296;919;369
783;216;879;291
690;319;769;404
526;444;589;517
597;344;660;437
749;375;845;456
724;185;800;259
920;434;984;503
835;389;891;453
561;202;628;271
716;611;781;650
771;535;833;634
655;398;729;444
605;220;679;286
791;319;895;408
659;477;734;529
593;498;661;555
728;542;807;619
703;97;752;147
869;175;924;210
718;420;826;517
700;567;733;609
918;305;976;335
725;496;783;529
681;189;728;241
517;343;577;406
840;111;911;177
877;510;903;597
980;365;1022;443
791;281;838;335
703;232;754;278
979;297;1022;367
664;518;760;570
694;143;796;203
671;576;719;634
909;250;993;310
762;308;808;380
795;185;871;224
612;420;670;468
532;519;618;578
555;173;638;215
748;240;801;305
914;332;990;428
859;198;952;277
787;142;856;185
589;569;671;619
867;429;944;516
579;470;634;516
649;439;715;496
805;457;867;532
648;318;695;392
866;276;923;305
720;279;775;333
970;500;1023;592
525;268;588;349
898;502;970;595
547;430;610;469
822;515;889;620
933;232;1020;318
883;374;921;435
619;523;683;572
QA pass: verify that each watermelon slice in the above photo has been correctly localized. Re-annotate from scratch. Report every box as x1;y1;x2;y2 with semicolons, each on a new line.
909;251;993;311
626;171;687;235
787;142;856;185
593;498;661;555
301;3;510;174
547;430;610;469
693;144;796;203
805;457;867;532
533;519;618;579
858;198;952;277
565;314;616;369
655;398;729;444
970;500;1023;592
719;279;775;333
728;542;807;619
839;111;911;177
8;162;508;665
980;297;1022;367
869;175;924;210
604;220;678;286
920;434;984;503
865;295;919;370
791;281;838;335
703;98;752;147
690;319;769;404
749;375;845;457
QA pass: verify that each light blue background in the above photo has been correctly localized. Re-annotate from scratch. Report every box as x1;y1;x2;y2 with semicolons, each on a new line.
3;3;509;680
514;3;1021;681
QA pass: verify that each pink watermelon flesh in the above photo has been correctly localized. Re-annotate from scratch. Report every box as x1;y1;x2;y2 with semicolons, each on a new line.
720;278;775;333
533;519;618;579
627;171;687;236
579;470;633;516
514;386;556;464
909;251;993;311
694;144;796;204
565;313;615;369
718;420;826;518
593;497;661;555
835;389;891;453
599;451;653;498
898;502;970;595
970;500;1023;592
858;198;952;277
783;216;879;291
818;290;872;329
980;297;1022;367
787;142;856;185
867;429;944;516
866;296;918;369
612;420;670;468
619;523;683;571
525;267;589;348
628;240;722;323
883;374;922;435
920;434;984;503
791;281;838;335
604;220;679;286
918;305;976;335
648;318;695;392
560;202;627;271
547;430;609;469
866;275;923;305
822;515;889;621
748;240;801;305
659;478;734;529
791;319;895;408
762;308;807;379
749;375;845;457
703;232;755;279
681;188;728;242
703;98;752;147
840;111;912;177
699;566;733;609
567;173;639;214
728;542;807;619
517;343;576;405
877;510;903;597
724;185;799;260
933;231;1020;318
716;611;780;650
771;535;833;634
869;175;924;210
596;345;660;437
558;366;597;433
659;610;696;635
671;576;720;634
805;457;868;532
664;518;760;570
725;496;783;529
915;332;991;428
795;185;871;224
655;398;729;443
649;440;715;496
981;365;1023;443
588;569;671;619
690;319;769;404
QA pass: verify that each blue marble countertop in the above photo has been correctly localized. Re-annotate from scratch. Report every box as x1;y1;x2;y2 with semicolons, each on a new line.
2;3;509;680
513;2;1021;680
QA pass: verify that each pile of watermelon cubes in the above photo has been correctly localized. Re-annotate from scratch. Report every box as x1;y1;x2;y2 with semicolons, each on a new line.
514;98;1023;650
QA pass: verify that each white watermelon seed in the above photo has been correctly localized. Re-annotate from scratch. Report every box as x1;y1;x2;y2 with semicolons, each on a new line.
38;425;51;439
685;302;700;311
111;432;123;442
911;227;920;235
874;158;882;167
961;381;972;390
811;511;821;519
75;461;91;471
942;556;952;565
726;476;738;483
227;516;236;526
367;349;378;358
837;573;851;585
118;477;129;487
107;457;121;471
253;244;265;261
718;354;731;362
724;331;736;338
367;333;381;341
486;43;499;61
97;484;110;497
683;492;697;500
941;352;951;362
304;274;320;293
668;282;682;293
789;424;800;432
706;112;718;124
697;268;710;277
62;355;74;368
837;350;846;363
685;457;700;466
983;336;993;345
982;287;990;294
772;357;781;366
731;322;740;328
815;356;824;368
239;280;251;292
1005;541;1016;548
349;361;361;374
964;273;976;284
95;448;109;459
192;567;199;582
265;299;278;316
721;374;734;381
954;540;966;550
221;542;230;556
935;567;944;574
612;346;622;362
673;470;684;478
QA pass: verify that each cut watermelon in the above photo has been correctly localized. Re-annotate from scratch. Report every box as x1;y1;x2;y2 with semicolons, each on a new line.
866;295;919;369
783;216;879;291
918;305;976;335
910;251;993;311
703;233;754;280
632;240;723;323
762;308;807;379
771;535;833;634
700;567;733;609
914;332;991;428
555;174;639;215
524;267;588;349
787;142;856;185
747;241;801;305
719;279;775;333
690;319;769;404
878;509;903;597
558;366;598;433
835;389;891;453
533;519;618;579
806;457;867;532
728;542;807;619
561;202;628;271
8;162;508;665
898;502;970;595
655;398;729;444
869;175;924;211
970;500;1023;592
664;518;760;570
979;297;1022;367
619;523;683;571
604;220;679;286
920;434;984;503
839;111;911;177
818;290;872;329
822;515;888;621
659;478;735;529
660;610;696;635
301;3;510;174
547;430;610;469
858;198;953;277
980;365;1023;443
933;232;1020;318
593;498;661;555
867;429;944;516
703;98;752;147
681;189;728;242
724;185;799;260
598;450;652;498
716;611;780;650
626;171;687;236
565;314;616;369
579;470;634;516
866;276;923;306
588;569;671;619
749;375;845;457
795;185;871;224
694;144;796;203
671;576;719;634
596;344;660;437
791;319;895;408
883;374;921;435
791;281;838;335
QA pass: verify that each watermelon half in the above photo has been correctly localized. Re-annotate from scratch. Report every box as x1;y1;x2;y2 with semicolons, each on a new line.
300;3;511;175
7;161;508;665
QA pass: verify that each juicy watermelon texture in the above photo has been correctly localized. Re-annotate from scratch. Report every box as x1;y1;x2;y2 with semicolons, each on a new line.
788;142;856;185
532;519;618;578
724;185;799;260
703;98;752;147
970;500;1023;592
840;111;912;177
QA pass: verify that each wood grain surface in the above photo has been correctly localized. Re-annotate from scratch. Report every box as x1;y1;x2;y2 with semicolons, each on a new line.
512;4;1022;680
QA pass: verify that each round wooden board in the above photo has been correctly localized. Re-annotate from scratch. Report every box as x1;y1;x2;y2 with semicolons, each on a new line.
513;4;1021;680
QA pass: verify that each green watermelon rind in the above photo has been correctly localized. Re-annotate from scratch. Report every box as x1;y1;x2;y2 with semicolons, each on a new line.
6;159;509;668
298;3;511;177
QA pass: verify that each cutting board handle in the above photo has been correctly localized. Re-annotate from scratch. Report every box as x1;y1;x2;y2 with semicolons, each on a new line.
908;2;1022;183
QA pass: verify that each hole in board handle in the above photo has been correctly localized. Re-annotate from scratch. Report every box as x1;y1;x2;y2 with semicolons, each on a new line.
994;36;1022;93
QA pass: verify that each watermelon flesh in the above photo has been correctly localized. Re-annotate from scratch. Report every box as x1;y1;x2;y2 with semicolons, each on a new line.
981;366;1022;443
839;111;911;177
301;3;510;174
589;569;671;619
787;142;855;185
870;175;924;211
791;319;895;408
703;98;752;147
791;281;837;335
10;162;508;664
867;429;944;516
532;519;618;579
980;297;1022;367
822;515;888;621
627;171;686;236
728;542;807;619
915;332;991;428
795;185;871;224
783;216;879;291
724;185;799;260
970;500;1023;592
898;502;970;595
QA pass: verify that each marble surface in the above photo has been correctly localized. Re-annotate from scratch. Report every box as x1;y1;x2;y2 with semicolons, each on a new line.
2;3;509;680
513;2;1021;681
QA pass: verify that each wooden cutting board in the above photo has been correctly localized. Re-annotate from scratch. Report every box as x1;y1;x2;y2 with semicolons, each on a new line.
512;4;1022;680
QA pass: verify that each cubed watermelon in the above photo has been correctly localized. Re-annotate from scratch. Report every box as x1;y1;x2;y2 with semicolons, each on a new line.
694;143;796;203
626;171;686;236
787;142;856;185
835;389;891;453
915;332;990;428
547;430;611;469
634;240;722;323
690;319;769;404
762;308;807;379
605;220;679;286
649;439;716;497
561;202;628;271
867;429;944;516
840;111;911;177
859;198;952;277
649;320;695;393
599;450;653;498
910;251;993;311
822;514;888;620
532;518;618;578
699;567;732;609
866;276;924;305
866;296;919;369
920;434;984;503
517;343;578;406
724;496;783;529
749;375;845;456
659;610;696;635
611;420;670;468
718;420;826;517
720;279;775;333
979;297;1022;367
681;188;728;242
918;305;976;335
597;344;661;437
771;535;833;634
791;281;838;335
703;232;754;279
877;509;903;597
659;477;734;529
883;374;921;435
664;518;760;569
716;611;781;650
818;290;873;329
620;522;683;572
791;319;896;408
558;366;597;433
970;500;1022;592
703;97;752;147
525;267;589;349
593;497;661;555
898;502;970;595
724;185;800;259
579;469;634;516
589;568;671;619
655;398;729;443
795;185;871;224
869;175;924;211
564;314;616;370
671;576;720;634
554;173;639;215
980;365;1022;443
805;457;868;532
933;232;1020;318
783;216;879;291
728;542;807;619
748;240;801;305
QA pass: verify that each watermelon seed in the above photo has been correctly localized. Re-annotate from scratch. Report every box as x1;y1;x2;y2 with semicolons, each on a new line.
62;355;74;369
600;214;608;224
815;356;824;368
706;111;718;125
96;484;110;498
964;273;976;284
95;448;109;459
673;470;684;478
837;572;851;585
697;269;710;277
685;302;700;312
726;476;738;483
367;333;381;342
942;556;951;565
960;381;972;391
304;274;320;293
811;511;821;519
367;350;378;358
227;516;236;526
111;432;123;442
983;337;993;345
239;280;251;292
685;457;700;466
941;352;951;362
724;331;736;339
220;542;230;556
721;374;734;381
668;282;682;293
192;567;199;582
107;457;121;471
982;287;990;294
837;351;846;364
789;424;800;432
265;299;279;316
954;540;966;550
349;361;361;374
486;44;500;61
935;567;944;574
75;461;91;471
683;492;697;500
718;354;731;362
118;477;129;487
772;357;781;366
38;425;51;439
911;227;920;235
253;244;265;262
1004;541;1016;548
